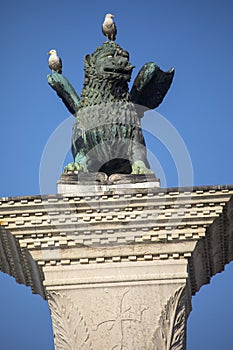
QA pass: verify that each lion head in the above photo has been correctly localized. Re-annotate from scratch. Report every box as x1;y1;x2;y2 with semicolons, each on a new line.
84;43;134;83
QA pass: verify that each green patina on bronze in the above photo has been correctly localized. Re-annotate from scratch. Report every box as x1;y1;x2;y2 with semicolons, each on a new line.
47;42;174;175
47;74;80;115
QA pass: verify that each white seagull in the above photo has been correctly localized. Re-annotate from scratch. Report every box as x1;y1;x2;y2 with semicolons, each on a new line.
48;49;62;74
102;13;117;42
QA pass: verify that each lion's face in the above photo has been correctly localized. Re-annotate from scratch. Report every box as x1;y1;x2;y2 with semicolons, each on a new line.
85;44;134;82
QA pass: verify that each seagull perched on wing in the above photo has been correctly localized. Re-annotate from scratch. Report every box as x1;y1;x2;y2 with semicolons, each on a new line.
102;13;117;42
48;49;62;74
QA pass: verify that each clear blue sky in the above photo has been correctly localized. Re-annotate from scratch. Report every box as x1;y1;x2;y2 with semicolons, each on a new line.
1;0;233;349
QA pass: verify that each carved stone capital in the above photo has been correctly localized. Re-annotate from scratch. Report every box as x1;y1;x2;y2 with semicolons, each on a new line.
1;184;233;349
44;258;190;350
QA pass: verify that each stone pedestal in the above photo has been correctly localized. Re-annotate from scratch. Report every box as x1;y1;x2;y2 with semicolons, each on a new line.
57;172;160;194
0;176;233;349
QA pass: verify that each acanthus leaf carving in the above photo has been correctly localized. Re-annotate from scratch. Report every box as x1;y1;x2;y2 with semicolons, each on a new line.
152;286;187;350
48;291;93;350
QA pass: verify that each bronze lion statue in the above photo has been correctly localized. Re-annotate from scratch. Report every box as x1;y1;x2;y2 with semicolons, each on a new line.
48;42;174;175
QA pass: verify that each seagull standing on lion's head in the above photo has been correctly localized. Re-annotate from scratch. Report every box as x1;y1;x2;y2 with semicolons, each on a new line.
102;14;117;42
48;49;62;74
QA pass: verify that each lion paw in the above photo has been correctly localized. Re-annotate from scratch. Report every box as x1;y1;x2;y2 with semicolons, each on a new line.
64;162;88;173
131;161;154;175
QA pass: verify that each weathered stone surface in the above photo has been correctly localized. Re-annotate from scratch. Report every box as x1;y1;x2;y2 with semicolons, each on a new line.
58;172;160;194
0;183;233;349
46;264;189;349
0;226;45;298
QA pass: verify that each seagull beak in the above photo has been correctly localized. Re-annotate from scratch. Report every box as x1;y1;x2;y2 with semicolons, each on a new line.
48;51;51;55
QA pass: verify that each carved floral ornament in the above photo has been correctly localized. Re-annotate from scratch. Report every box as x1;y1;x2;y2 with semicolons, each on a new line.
48;291;93;350
153;286;187;350
48;286;187;350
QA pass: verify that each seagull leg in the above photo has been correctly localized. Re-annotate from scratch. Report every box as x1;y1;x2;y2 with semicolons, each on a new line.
110;34;115;43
